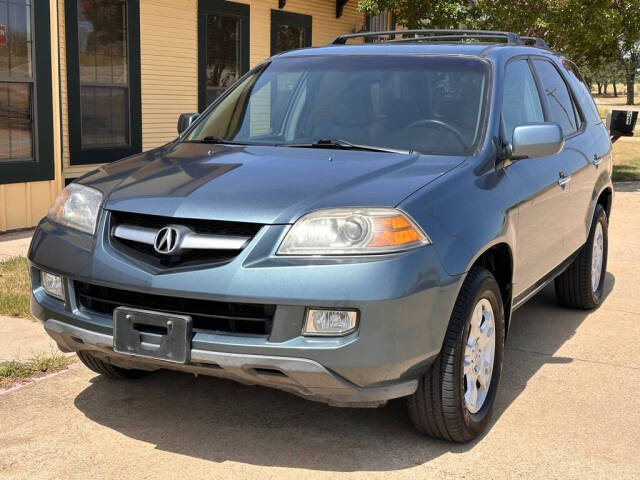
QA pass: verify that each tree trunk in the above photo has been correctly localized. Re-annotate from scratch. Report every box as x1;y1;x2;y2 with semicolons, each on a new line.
597;82;602;95
604;83;608;95
626;72;635;105
613;81;618;97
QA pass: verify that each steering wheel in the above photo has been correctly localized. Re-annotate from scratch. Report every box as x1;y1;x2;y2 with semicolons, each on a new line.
405;119;468;149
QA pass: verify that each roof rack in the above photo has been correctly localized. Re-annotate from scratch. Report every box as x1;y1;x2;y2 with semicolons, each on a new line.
520;36;550;49
332;29;525;45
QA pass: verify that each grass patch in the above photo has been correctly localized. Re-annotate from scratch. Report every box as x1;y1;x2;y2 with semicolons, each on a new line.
0;353;74;389
0;256;32;318
612;140;640;181
597;105;610;121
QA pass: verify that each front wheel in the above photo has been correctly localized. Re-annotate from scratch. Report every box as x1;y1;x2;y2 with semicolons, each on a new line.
555;204;608;310
407;266;505;442
77;351;149;379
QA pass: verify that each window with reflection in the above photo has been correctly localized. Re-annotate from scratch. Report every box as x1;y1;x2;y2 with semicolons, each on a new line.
271;11;311;55
0;0;34;162
77;0;129;147
274;24;306;54
205;14;241;106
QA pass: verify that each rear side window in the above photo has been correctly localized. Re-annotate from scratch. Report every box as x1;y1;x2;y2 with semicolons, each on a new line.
532;59;581;136
563;59;602;125
502;60;544;144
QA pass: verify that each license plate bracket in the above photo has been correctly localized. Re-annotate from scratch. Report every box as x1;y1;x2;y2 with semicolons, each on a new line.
113;307;192;364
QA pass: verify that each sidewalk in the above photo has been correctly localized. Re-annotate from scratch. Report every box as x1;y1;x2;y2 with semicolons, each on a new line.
0;315;58;363
0;229;33;261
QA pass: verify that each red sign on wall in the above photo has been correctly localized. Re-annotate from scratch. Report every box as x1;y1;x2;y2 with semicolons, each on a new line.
0;25;6;47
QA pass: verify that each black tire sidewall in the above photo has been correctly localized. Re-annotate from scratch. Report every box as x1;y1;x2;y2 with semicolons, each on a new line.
458;273;505;436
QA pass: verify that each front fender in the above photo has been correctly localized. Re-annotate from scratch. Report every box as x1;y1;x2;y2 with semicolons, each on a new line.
399;159;518;277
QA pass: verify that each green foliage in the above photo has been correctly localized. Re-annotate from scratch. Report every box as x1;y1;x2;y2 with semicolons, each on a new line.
610;1;640;104
357;0;471;29
357;1;640;102
0;353;74;389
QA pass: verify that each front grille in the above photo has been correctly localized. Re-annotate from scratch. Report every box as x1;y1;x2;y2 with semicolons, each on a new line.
76;282;275;336
109;210;263;269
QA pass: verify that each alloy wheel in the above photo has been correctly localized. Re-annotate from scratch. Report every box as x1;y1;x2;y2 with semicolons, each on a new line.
464;298;496;414
591;222;604;293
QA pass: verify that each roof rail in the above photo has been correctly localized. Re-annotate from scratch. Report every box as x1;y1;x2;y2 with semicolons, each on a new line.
332;29;524;46
520;36;550;49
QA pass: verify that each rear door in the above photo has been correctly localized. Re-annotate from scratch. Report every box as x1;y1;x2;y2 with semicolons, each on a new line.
530;58;597;255
563;59;612;249
502;58;572;295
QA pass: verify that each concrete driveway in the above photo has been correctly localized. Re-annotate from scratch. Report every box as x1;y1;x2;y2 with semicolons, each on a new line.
1;184;639;479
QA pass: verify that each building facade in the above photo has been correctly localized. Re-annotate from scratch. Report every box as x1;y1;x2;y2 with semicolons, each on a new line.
0;0;369;232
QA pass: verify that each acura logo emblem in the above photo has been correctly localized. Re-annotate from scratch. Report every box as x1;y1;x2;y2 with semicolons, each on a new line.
154;226;180;254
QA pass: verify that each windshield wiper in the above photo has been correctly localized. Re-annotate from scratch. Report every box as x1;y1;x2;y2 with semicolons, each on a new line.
285;138;412;154
186;135;246;145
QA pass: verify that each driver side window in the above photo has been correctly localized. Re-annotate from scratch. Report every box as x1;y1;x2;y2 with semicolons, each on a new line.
502;60;544;145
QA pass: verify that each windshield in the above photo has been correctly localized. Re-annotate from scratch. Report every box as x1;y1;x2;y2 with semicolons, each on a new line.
186;55;490;156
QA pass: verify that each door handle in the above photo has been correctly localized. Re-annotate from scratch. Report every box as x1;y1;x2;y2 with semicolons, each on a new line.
558;171;571;187
593;154;602;167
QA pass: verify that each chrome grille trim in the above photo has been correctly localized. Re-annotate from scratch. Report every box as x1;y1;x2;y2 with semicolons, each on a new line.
112;224;250;251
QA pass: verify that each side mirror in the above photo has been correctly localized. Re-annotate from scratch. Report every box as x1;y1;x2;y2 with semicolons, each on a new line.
511;123;564;159
177;112;200;135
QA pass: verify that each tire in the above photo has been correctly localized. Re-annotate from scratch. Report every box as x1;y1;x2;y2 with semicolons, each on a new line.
555;204;608;310
407;266;505;442
77;351;149;379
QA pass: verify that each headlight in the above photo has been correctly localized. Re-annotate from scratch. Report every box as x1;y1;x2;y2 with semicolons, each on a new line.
47;184;103;235
277;208;430;255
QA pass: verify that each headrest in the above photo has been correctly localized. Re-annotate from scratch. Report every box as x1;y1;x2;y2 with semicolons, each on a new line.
332;88;372;126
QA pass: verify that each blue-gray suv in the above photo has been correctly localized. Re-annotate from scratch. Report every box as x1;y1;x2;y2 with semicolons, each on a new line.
29;30;614;442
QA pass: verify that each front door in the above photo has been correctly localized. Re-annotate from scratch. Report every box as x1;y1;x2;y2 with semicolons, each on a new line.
198;0;249;111
501;58;571;296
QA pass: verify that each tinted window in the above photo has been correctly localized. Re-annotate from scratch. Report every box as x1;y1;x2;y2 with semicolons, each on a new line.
533;59;580;135
563;59;601;125
502;60;544;144
77;0;129;147
0;0;34;162
187;56;490;156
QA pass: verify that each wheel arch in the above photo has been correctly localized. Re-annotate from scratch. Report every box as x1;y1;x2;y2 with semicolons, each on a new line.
468;242;514;335
596;186;612;219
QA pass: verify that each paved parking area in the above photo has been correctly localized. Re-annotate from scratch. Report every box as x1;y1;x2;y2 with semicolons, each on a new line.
0;230;33;261
1;184;639;479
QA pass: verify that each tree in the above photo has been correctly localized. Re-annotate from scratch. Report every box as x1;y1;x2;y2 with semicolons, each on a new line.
611;1;640;104
357;0;472;29
358;0;636;100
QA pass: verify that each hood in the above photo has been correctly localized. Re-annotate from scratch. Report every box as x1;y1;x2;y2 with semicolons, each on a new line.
81;142;464;225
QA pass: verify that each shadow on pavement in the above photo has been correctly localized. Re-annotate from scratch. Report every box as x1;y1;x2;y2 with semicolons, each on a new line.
73;274;614;472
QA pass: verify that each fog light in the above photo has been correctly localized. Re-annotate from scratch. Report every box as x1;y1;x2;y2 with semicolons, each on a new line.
303;309;358;336
41;271;64;300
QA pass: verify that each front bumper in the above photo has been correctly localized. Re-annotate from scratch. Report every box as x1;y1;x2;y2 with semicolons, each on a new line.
29;216;463;406
43;318;417;407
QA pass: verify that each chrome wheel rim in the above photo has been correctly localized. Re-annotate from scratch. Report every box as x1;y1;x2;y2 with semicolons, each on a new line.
591;222;604;294
464;299;495;414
